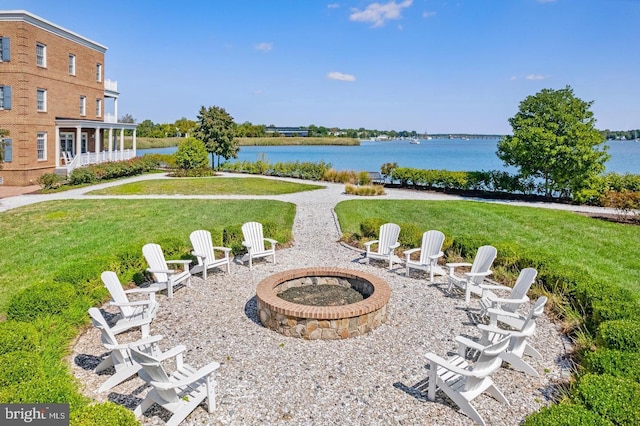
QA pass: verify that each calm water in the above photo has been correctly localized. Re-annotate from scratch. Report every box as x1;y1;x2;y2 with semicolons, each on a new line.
138;138;640;174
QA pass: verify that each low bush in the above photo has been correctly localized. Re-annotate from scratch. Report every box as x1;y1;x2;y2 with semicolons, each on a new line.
574;373;640;425
0;321;39;355
581;348;640;382
7;282;77;322
0;351;43;388
37;172;64;189
223;224;244;254
398;222;423;248
596;319;640;351
71;402;138;426
174;137;209;170
359;218;386;239
344;184;385;196
522;403;613;426
68;167;97;185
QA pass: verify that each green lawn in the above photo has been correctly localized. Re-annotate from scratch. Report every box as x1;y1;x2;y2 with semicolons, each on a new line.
0;199;295;311
335;199;640;296
87;177;325;196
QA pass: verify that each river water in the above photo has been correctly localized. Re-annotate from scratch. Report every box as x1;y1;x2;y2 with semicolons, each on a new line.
138;138;640;174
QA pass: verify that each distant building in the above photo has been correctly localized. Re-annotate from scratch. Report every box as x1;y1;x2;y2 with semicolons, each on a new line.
265;126;309;137
0;10;137;186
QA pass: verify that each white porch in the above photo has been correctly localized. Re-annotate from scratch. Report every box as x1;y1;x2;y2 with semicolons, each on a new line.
54;119;138;175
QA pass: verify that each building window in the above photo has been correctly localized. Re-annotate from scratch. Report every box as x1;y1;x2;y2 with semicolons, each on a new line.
2;138;11;162
68;54;76;75
95;98;102;117
0;37;9;61
0;85;11;109
37;88;46;111
80;96;86;116
37;132;47;160
96;63;102;82
36;43;46;67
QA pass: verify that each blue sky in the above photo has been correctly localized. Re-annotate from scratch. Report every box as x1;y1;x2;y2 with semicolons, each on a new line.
7;0;640;134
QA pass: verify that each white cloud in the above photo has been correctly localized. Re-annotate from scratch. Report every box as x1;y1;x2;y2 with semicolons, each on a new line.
422;10;436;18
327;71;356;82
255;42;273;52
510;76;518;81
328;3;340;8
525;74;546;80
253;90;264;96
349;0;413;28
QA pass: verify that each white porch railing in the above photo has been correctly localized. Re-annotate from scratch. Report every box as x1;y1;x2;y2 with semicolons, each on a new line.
104;113;117;123
64;149;136;174
104;79;118;93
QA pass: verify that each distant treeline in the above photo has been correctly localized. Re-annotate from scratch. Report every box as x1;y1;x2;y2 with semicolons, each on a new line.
602;129;640;141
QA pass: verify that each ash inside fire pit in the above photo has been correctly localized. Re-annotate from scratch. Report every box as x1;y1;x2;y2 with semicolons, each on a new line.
278;284;364;306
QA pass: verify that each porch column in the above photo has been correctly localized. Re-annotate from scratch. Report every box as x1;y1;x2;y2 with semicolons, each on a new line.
132;129;137;157
119;128;124;161
108;127;113;161
114;98;118;123
55;126;60;167
75;126;82;162
95;126;101;162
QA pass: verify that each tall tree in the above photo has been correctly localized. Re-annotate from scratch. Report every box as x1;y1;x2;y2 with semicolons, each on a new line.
195;106;238;168
119;113;135;123
497;85;609;198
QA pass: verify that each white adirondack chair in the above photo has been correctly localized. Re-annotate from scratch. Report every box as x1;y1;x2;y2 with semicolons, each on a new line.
241;221;277;269
364;222;401;270
88;307;162;392
102;271;159;325
142;243;192;298
479;268;537;326
404;230;446;282
446;245;497;307
130;344;220;426
189;230;231;280
458;296;548;377
425;334;510;426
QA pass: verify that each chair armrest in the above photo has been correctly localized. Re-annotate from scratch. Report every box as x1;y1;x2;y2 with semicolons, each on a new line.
111;316;152;334
487;307;522;319
264;238;277;245
425;352;477;378
446;262;472;268
465;271;493;278
156;344;188;362
124;287;160;295
191;251;207;259
364;240;379;249
486;294;529;305
110;300;153;308
128;334;163;350
403;248;420;255
212;246;232;254
428;251;444;260
479;283;511;292
147;267;174;274
242;241;251;249
390;242;400;249
151;361;221;390
166;260;192;266
455;335;487;353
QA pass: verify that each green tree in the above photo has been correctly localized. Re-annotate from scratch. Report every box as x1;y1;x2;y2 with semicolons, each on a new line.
497;85;609;198
174;137;208;170
195;106;238;168
174;117;196;137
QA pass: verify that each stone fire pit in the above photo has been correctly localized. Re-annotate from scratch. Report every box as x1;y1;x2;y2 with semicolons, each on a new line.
256;267;391;340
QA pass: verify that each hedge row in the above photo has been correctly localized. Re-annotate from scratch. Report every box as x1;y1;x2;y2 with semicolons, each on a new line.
221;159;332;181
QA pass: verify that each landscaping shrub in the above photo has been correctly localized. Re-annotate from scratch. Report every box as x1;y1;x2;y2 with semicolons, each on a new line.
223;224;244;254
582;348;640;382
0;321;39;355
37;172;64;189
522;403;613;426
596;319;640;351
574;373;640;425
344;184;385;196
7;282;77;322
68;167;97;185
71;402;138;426
398;222;423;248
359;218;386;239
358;171;371;185
174;137;209;170
0;351;43;388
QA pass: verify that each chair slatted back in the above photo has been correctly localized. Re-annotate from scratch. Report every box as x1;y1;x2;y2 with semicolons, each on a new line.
143;243;169;284
101;271;135;318
464;335;510;392
129;347;180;403
509;296;547;355
190;230;215;267
378;223;400;255
419;230;445;265
88;308;130;367
503;268;537;313
242;222;265;254
469;245;497;286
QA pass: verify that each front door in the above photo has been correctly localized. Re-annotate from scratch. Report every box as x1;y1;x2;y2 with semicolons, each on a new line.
60;132;74;157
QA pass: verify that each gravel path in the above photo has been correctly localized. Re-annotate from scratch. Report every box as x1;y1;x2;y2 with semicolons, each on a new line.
56;174;575;426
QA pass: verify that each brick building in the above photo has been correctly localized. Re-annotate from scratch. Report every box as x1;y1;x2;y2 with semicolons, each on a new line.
0;10;137;186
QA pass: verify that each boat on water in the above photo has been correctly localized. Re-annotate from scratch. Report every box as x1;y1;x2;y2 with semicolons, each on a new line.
410;138;420;144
